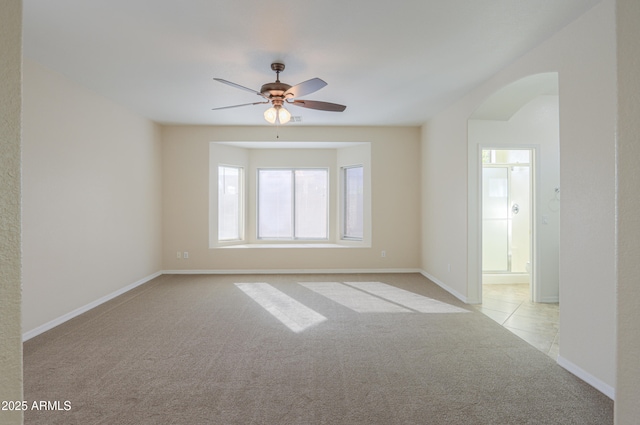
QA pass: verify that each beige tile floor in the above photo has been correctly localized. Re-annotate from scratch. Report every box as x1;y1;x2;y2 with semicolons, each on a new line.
474;283;560;359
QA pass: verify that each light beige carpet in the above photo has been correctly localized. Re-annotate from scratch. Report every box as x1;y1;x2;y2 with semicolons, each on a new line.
23;273;612;424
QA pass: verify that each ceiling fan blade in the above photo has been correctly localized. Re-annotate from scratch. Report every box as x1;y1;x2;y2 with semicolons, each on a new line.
212;101;269;111
213;78;266;98
284;78;327;98
288;99;347;112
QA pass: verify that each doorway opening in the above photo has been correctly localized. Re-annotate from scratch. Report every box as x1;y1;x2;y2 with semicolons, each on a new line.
479;146;559;358
481;148;533;297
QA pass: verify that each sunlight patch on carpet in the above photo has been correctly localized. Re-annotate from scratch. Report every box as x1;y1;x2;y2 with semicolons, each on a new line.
343;282;470;313
235;283;327;333
299;282;412;313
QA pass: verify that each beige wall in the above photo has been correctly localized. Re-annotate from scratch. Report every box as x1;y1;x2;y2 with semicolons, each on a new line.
421;113;469;300
162;125;421;272
422;0;617;395
0;1;23;423
615;0;640;422
22;60;163;334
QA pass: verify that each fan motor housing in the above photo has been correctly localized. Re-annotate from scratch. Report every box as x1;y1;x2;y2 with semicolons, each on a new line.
261;62;290;99
260;82;291;98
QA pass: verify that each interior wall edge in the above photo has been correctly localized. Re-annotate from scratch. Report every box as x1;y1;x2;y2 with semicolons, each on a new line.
0;0;23;421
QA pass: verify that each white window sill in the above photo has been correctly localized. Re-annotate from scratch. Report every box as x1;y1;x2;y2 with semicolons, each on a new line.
214;243;369;249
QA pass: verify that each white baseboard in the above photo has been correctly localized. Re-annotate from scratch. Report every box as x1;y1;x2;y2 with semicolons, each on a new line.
419;270;468;304
22;271;162;341
557;355;615;400
161;268;423;275
539;296;560;303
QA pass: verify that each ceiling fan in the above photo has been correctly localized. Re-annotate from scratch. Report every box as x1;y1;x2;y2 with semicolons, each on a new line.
212;63;347;124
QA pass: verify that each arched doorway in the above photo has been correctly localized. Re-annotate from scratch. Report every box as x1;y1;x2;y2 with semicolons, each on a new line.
467;73;560;356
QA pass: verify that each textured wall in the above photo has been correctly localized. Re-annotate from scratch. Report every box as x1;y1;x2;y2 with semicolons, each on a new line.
615;0;640;422
0;1;23;424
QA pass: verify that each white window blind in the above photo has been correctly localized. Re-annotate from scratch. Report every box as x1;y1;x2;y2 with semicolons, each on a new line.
218;165;242;241
343;165;364;240
258;169;328;240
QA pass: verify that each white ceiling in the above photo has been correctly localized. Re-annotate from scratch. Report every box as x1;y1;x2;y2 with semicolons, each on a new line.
22;0;600;127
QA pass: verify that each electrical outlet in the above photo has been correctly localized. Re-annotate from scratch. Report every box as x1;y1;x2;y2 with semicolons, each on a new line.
447;263;451;272
183;252;189;259
176;251;181;259
381;250;386;258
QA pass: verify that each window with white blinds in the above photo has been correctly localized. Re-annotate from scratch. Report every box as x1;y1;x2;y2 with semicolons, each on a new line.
342;165;364;240
218;165;243;241
257;168;328;240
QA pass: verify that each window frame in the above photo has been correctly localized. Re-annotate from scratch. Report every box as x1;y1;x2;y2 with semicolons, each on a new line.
210;141;371;249
256;167;329;241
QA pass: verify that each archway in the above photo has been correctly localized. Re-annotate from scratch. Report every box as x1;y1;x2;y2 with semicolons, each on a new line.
467;73;560;355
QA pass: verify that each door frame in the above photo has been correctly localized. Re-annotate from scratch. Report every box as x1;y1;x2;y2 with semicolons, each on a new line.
467;144;540;304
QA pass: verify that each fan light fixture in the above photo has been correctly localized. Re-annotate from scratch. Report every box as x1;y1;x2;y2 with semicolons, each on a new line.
264;105;291;124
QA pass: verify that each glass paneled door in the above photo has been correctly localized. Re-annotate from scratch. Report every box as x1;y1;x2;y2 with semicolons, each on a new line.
482;166;509;271
482;149;531;274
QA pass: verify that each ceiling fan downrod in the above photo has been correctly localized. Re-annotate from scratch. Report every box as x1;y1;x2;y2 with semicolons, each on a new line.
271;62;285;82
